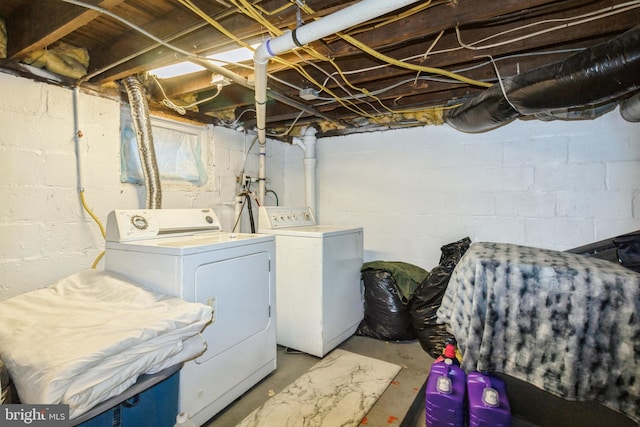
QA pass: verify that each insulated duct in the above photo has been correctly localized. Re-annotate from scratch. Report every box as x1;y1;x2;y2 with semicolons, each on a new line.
122;76;162;209
444;25;640;133
620;91;640;122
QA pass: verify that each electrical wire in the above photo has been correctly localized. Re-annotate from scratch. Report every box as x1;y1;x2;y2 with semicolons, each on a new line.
73;86;107;269
290;2;491;88
454;1;640;51
79;191;106;239
64;0;638;126
151;74;223;115
245;193;255;233
221;0;382;117
315;48;586;106
229;108;256;127
338;32;492;88
267;110;306;137
311;1;637;91
178;0;375;118
265;189;279;206
241;133;259;175
60;0;254;75
64;0;477;121
483;55;518;111
231;195;247;233
293;51;388;116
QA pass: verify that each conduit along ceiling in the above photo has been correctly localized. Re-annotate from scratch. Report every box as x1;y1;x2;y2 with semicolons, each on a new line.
0;0;639;138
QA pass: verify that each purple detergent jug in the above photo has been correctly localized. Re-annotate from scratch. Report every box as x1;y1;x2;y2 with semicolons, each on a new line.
425;359;466;427
467;372;511;427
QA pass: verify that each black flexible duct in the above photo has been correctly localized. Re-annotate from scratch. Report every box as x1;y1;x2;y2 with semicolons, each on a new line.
444;25;640;133
620;91;640;122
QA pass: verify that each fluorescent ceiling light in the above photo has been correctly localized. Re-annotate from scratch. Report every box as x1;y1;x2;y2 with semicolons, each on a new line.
151;44;259;79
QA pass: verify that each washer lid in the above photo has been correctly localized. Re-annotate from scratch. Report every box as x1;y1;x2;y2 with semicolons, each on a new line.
105;232;274;255
258;225;362;238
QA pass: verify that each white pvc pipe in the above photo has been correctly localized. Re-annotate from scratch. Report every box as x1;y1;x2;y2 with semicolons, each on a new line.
258;142;267;205
253;0;422;146
294;127;318;217
72;86;84;193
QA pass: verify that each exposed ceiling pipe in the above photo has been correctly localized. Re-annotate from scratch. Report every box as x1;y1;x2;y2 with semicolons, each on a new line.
189;58;334;122
444;25;640;133
292;126;318;217
252;0;421;205
253;0;422;146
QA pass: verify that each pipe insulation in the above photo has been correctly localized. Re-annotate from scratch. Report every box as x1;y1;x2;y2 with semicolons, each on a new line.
444;25;640;133
122;76;162;209
620;91;640;122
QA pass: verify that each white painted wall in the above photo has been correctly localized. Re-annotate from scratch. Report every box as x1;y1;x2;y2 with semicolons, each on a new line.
280;113;640;271
0;73;283;299
2;72;639;298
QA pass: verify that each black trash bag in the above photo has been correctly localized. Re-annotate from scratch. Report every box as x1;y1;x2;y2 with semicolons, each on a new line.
410;237;471;358
614;231;640;272
356;269;417;341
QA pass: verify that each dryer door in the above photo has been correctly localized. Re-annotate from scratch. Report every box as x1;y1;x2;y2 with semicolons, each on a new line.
193;252;271;362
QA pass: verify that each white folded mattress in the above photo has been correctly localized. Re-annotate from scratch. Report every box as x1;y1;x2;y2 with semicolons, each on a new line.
0;270;212;419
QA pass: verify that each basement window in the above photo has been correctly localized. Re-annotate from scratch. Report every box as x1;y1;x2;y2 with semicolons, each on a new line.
120;108;208;186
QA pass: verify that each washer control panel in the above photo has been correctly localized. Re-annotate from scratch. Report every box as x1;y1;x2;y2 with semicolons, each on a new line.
258;206;316;229
105;208;221;242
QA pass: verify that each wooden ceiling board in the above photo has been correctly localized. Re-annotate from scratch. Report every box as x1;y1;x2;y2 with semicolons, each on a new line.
0;0;637;137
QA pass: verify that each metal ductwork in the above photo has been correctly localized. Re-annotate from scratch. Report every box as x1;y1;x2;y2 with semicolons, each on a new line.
620;91;640;122
444;25;640;133
122;76;162;209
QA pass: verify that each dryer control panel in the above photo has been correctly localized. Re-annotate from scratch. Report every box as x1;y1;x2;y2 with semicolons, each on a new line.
106;208;222;242
258;206;316;229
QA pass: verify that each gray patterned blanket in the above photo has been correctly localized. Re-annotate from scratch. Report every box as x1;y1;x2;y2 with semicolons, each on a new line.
436;242;640;423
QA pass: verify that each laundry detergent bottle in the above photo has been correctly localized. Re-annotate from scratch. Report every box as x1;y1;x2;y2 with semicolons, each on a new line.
467;372;511;427
425;357;466;427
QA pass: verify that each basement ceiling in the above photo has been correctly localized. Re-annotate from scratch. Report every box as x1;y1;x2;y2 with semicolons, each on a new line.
0;0;639;138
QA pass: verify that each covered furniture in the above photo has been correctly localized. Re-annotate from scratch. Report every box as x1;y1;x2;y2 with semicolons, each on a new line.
436;242;640;424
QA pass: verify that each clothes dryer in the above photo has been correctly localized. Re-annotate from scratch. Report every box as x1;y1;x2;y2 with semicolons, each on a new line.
258;206;363;357
104;208;275;426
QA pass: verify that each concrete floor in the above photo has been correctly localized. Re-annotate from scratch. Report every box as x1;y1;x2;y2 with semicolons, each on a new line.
203;335;639;427
204;335;433;426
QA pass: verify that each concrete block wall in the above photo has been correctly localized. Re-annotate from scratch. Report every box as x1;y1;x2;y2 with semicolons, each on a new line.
0;73;283;300
2;71;638;296
281;111;640;271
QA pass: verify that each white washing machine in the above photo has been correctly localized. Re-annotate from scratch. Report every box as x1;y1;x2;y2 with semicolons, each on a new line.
104;208;276;427
258;206;364;357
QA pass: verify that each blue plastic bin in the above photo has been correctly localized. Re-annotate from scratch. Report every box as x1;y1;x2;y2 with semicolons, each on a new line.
72;365;180;427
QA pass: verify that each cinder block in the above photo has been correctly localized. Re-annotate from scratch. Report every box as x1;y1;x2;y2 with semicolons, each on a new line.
557;190;632;219
0;74;44;115
607;161;640;190
495;192;556;218
504;137;568;165
475;217;525;243
0;149;45;186
534;163;605;191
525;218;594;249
441;192;495;215
0;223;42;259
